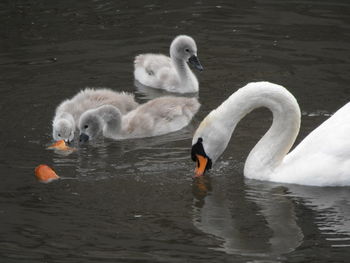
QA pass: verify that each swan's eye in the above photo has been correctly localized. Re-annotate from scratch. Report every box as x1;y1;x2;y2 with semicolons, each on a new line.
185;48;190;52
58;134;61;137
84;125;88;129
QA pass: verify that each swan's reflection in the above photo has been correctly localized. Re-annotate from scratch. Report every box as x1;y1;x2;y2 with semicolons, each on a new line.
248;182;304;255
51;129;195;181
192;176;304;256
192;174;350;256
134;80;198;101
286;185;350;239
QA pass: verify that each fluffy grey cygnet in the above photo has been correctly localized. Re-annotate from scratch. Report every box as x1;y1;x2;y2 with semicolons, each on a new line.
134;35;203;93
52;88;139;142
78;96;200;141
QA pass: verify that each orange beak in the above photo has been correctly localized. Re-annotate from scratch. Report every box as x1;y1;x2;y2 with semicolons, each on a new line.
194;154;208;177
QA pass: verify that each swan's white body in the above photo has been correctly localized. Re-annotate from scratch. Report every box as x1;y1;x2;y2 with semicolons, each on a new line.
134;35;202;93
192;81;350;186
79;96;200;140
52;88;139;142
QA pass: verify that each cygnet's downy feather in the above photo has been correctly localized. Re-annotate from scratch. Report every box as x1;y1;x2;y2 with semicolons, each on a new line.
79;96;200;141
52;88;139;142
134;35;203;93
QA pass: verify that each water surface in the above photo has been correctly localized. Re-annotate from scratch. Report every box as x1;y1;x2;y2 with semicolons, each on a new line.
0;0;350;262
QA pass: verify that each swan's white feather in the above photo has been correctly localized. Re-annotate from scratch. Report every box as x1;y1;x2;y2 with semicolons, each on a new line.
276;102;350;186
193;81;350;186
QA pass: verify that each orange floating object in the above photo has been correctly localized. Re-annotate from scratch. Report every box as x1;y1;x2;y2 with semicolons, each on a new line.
47;140;73;151
35;164;60;183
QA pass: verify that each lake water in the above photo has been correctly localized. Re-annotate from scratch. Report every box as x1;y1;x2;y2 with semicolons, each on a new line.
0;0;350;262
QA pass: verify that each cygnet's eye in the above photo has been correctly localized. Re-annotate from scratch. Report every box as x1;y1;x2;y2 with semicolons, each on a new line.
185;48;190;52
84;125;88;129
58;134;61;137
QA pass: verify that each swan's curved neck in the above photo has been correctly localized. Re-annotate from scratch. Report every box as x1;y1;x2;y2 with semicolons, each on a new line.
213;82;301;180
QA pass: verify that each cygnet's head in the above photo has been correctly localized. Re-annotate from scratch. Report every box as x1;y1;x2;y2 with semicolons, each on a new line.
53;118;75;143
78;109;104;142
170;35;203;71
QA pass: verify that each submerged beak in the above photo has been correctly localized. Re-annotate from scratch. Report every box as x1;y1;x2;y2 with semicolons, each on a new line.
194;154;208;177
79;133;89;142
188;55;203;71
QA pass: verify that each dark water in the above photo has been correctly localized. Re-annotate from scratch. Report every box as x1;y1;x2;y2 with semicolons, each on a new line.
1;0;350;262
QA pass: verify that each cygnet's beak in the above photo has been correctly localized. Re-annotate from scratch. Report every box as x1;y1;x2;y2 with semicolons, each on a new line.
79;133;89;142
188;55;203;71
194;154;208;177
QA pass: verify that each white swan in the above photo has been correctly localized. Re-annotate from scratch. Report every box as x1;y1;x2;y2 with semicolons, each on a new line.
134;35;203;93
52;88;139;142
79;96;200;141
191;81;350;186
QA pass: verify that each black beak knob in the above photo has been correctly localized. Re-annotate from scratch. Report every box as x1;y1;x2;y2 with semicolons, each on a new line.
188;55;203;71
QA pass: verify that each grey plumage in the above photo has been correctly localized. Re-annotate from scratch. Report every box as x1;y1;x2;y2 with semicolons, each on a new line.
79;96;201;140
52;88;139;142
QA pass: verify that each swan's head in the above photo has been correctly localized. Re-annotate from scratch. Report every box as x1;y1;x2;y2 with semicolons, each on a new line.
191;137;212;177
191;111;232;177
78;109;103;142
170;35;203;71
52;117;75;143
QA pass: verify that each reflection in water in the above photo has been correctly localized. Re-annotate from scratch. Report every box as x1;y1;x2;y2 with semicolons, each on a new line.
245;183;304;255
1;0;350;261
51;128;195;181
301;110;332;117
192;175;350;257
134;80;174;100
287;185;350;247
192;176;303;257
134;79;199;101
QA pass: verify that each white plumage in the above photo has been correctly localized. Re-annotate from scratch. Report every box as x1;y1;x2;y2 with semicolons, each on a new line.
52;88;139;142
134;35;203;93
274;102;350;186
192;81;350;186
78;96;200;140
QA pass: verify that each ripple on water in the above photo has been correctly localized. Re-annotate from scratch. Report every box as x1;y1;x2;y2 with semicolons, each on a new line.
1;0;350;262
